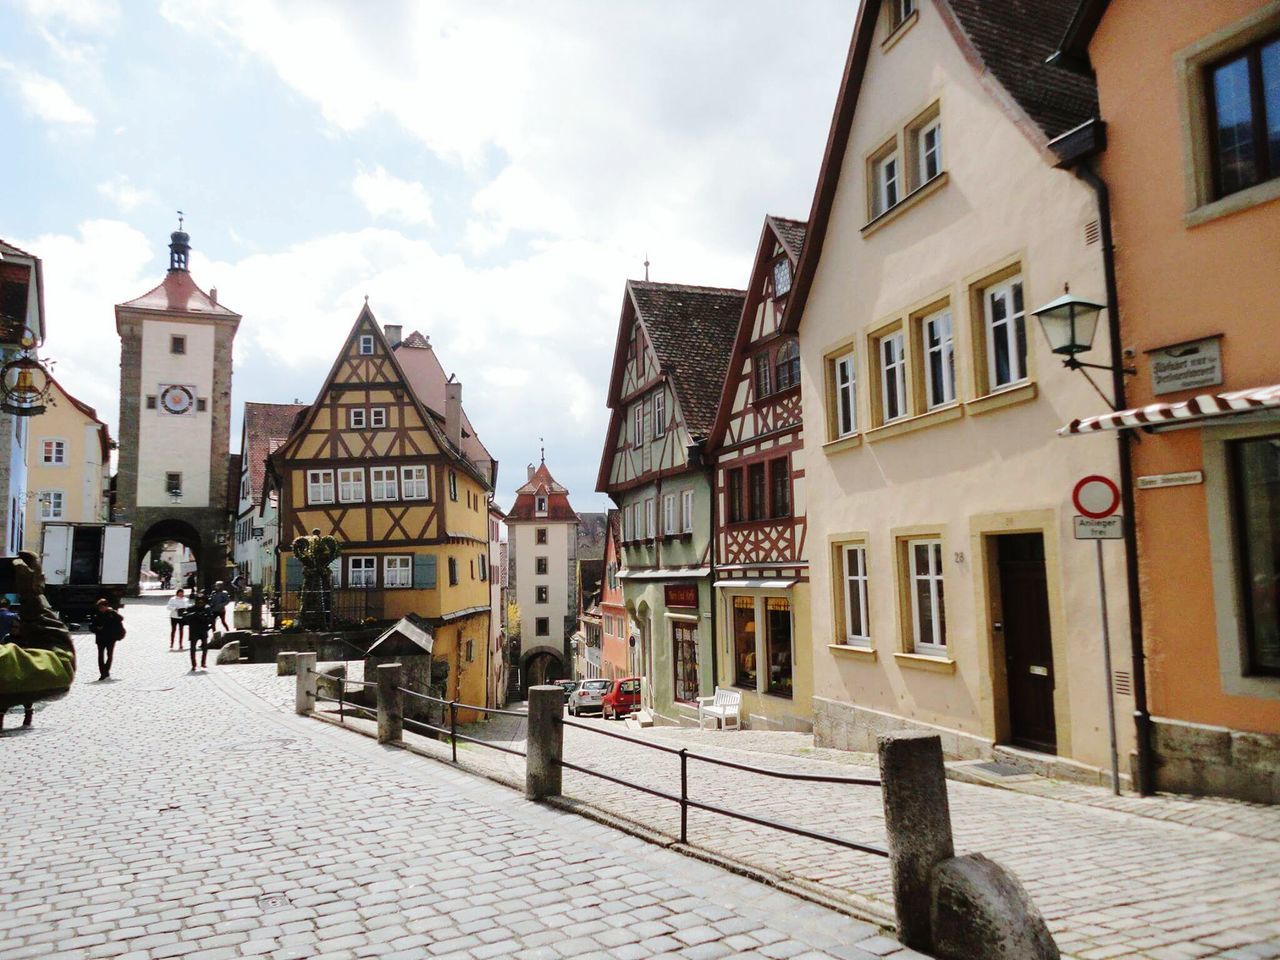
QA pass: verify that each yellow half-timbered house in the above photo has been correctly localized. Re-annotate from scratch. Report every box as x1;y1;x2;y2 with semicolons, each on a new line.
269;305;497;712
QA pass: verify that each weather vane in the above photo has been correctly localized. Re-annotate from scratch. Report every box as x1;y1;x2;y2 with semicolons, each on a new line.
177;210;184;230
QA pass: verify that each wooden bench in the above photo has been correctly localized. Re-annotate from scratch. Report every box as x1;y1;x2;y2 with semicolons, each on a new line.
697;687;742;730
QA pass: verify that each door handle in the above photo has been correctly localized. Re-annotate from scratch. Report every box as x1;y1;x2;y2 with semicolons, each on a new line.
992;621;1003;631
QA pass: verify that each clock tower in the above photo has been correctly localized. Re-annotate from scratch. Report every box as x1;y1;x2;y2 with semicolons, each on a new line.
115;225;240;591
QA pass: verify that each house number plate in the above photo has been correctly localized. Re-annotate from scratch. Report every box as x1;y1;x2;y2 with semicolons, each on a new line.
1029;665;1049;677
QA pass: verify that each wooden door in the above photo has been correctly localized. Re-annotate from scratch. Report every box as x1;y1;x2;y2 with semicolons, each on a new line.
997;534;1057;753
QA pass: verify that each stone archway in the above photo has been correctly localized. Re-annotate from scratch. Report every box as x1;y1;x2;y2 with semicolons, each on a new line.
520;644;565;698
136;518;203;592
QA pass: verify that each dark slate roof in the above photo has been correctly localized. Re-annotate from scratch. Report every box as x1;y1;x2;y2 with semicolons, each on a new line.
629;281;745;440
943;0;1098;139
576;511;608;560
226;454;242;513
769;217;808;262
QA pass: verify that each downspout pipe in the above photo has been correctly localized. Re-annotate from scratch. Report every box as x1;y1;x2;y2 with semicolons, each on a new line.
1073;159;1154;796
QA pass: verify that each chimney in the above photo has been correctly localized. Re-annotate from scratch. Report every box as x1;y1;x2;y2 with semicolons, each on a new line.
445;381;463;450
384;323;402;348
527;464;535;481
209;287;218;304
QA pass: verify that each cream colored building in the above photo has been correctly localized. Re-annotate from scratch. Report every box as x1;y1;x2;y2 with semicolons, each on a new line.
785;0;1134;784
26;376;111;549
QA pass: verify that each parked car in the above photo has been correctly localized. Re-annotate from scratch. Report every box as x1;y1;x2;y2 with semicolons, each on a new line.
567;678;612;716
554;679;580;705
601;677;641;720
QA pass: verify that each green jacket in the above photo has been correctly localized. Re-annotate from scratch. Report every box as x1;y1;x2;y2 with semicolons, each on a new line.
0;642;76;697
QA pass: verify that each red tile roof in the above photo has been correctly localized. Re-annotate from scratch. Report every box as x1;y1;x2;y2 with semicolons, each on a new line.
242;401;309;507
393;332;494;471
117;269;240;318
507;461;578;522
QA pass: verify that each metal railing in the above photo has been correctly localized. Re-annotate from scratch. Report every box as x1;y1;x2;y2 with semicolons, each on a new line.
277;588;386;627
557;714;887;857
314;676;378;722
398;687;528;762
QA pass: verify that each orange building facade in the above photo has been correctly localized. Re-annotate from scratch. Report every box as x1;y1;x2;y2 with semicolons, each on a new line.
1055;0;1280;801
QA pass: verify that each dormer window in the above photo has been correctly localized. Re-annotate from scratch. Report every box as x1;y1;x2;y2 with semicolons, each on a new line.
536;495;548;515
775;341;800;392
773;259;792;297
358;334;374;355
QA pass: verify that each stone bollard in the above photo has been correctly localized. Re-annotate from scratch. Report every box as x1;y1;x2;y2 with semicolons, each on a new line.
878;732;955;952
526;685;564;801
295;653;317;716
930;854;1060;959
215;641;240;665
277;651;298;677
376;663;403;745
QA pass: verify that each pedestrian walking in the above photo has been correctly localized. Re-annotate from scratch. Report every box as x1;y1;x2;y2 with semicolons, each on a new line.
208;582;231;632
90;599;125;681
181;595;216;672
166;589;191;650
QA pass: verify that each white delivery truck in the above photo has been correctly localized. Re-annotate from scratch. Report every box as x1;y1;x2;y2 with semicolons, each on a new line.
40;522;132;619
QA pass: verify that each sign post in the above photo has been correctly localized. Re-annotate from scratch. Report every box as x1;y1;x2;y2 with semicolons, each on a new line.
1072;475;1123;796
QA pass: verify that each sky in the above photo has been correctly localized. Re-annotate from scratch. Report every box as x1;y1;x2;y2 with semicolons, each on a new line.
1;0;856;513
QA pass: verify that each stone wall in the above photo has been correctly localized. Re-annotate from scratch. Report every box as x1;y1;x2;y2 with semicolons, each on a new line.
813;696;993;760
1152;715;1280;804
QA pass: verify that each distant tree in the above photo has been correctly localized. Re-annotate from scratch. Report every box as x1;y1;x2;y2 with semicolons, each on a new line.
151;558;174;579
506;600;521;641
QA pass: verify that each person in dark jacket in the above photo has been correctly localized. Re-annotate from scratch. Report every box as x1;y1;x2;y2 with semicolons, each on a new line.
181;595;216;672
90;598;125;681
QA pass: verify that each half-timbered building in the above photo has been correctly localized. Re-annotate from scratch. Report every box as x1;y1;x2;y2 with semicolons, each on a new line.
269;305;498;714
706;216;812;731
598;280;744;723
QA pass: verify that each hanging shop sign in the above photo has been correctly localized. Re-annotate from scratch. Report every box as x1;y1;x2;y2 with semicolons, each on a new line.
1147;335;1223;396
664;583;698;609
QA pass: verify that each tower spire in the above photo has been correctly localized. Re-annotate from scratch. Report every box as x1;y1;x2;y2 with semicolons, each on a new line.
643;252;650;282
168;211;190;272
540;437;545;464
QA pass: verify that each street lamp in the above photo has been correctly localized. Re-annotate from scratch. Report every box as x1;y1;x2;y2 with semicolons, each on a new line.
1031;284;1132;409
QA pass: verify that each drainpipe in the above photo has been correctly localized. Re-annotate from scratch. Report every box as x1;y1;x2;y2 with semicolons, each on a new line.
1074;160;1154;796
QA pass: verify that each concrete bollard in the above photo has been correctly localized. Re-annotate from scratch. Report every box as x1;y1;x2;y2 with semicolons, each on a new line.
878;731;955;952
376;663;403;744
526;685;564;801
277;651;298;676
295;653;317;716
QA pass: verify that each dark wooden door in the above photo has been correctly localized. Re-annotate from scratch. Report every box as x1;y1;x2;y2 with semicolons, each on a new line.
997;534;1057;753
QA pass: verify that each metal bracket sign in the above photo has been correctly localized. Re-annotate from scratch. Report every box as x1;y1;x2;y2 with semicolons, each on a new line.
1075;515;1124;539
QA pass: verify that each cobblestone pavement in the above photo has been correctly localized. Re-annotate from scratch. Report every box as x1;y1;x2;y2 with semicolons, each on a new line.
0;597;921;960
224;656;1280;960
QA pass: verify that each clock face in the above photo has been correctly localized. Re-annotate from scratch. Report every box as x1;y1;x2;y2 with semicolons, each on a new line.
159;384;196;416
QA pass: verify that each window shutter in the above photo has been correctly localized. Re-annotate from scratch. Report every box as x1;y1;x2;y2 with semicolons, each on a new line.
413;554;437;589
285;556;301;591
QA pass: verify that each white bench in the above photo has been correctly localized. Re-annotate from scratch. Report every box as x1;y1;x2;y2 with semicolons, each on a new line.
697;687;742;730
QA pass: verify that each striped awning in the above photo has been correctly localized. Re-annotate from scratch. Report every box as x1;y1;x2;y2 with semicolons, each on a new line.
1060;384;1280;435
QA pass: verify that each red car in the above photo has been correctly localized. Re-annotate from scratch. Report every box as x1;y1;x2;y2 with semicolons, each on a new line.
600;677;641;720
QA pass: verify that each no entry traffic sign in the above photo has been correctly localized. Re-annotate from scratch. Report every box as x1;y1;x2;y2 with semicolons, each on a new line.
1072;475;1121;519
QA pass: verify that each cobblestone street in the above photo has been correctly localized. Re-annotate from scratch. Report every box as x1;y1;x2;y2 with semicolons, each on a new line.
0;598;913;960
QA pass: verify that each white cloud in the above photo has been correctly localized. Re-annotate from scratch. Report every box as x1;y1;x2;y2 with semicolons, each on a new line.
0;59;95;127
12;0;120;30
97;175;157;213
351;165;434;226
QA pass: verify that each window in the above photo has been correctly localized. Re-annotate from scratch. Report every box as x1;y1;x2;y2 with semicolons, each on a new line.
536;617;550;637
663;494;676;536
770;458;791;519
146;395;157;410
733;597;756;689
775;340;800;392
874;149;900;216
984;276;1027;390
536;557;548;575
1233;436;1280;674
196;398;207;413
773;259;792;297
536;528;548;545
633;404;644;447
755;354;772;399
833;352;857;438
358;334;374;355
921;307;955;408
765;598;793;698
448;557;459;586
1208;35;1280;198
535;495;547;515
349;408;367;429
748;463;766;521
349;557;376;589
653;391;666;439
448;471;458;501
890;0;915;29
672;621;699;703
307;469;334;504
39;490;63;520
681;489;694;534
370;407;387;428
907;539;946;655
631;502;643;542
170;335;186;355
371;466;398;501
402;465;430;500
384;556;412;588
840;545;870;646
917;118;942;185
166;472;183;498
338;467;365;503
41;439;66;465
727;468;744;524
878;329;907;423
536;586;549;604
479;555;488;581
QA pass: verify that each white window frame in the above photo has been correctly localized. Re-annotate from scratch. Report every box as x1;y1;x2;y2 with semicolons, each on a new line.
645;498;655;539
370;466;398;502
879;330;907;423
39;490;64;520
348;556;377;588
892;0;915;27
984;275;1027;390
535;495;547;515
41;439;67;465
401;465;430;500
918;118;942;184
681;489;694;534
632;502;643;541
370;407;387;428
923;308;955;409
835;351;857;438
383;555;412;589
448;471;458;501
358;334;375;355
773;258;792;297
908;538;947;655
654;391;666;439
307;469;335;505
348;408;367;429
634;404;644;446
841;544;870;647
877;151;900;214
662;493;676;536
337;467;365;503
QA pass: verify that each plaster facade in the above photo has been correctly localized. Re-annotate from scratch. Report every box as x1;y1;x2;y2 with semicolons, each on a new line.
25;379;110;551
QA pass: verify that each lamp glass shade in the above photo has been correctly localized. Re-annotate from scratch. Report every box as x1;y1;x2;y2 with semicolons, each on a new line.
1032;293;1104;357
